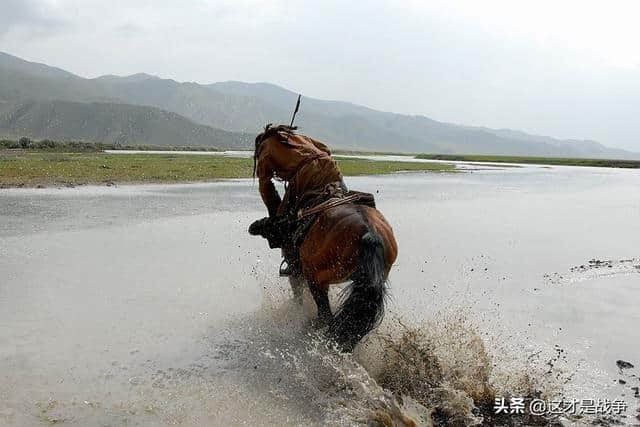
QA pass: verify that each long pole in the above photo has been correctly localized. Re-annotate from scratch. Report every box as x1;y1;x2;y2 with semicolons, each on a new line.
289;94;301;127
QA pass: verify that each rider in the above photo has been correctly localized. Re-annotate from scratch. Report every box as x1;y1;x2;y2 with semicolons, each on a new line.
252;124;346;276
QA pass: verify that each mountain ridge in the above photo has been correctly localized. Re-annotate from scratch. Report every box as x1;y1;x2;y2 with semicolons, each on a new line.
0;99;252;148
0;51;637;158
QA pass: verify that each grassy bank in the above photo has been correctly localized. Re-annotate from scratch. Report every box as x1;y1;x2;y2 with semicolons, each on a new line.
415;154;640;168
0;151;455;188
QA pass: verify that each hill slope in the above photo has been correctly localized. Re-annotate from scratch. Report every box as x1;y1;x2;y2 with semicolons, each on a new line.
0;51;636;158
211;81;636;158
0;100;251;148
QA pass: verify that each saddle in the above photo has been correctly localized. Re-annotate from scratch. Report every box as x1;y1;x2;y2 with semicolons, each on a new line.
248;190;377;251
297;190;375;219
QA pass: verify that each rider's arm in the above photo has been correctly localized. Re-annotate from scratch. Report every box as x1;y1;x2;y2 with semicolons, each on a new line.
256;146;282;217
259;176;281;217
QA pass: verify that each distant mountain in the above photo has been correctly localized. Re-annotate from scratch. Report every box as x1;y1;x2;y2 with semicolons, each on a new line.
0;51;76;80
210;81;637;158
0;51;637;158
0;100;251;148
467;127;630;158
93;73;161;83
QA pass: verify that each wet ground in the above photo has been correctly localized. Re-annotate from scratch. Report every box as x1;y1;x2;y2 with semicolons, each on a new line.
1;164;639;425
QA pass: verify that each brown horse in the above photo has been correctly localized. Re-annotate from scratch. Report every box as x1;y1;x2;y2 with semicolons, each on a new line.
288;202;398;351
249;124;398;350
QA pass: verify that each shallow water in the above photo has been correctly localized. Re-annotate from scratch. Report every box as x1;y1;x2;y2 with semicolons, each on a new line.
1;165;639;425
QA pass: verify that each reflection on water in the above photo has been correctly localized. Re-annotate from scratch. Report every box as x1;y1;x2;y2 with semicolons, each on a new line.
1;165;639;425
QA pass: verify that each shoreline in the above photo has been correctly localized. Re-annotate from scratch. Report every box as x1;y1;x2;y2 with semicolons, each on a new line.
415;153;640;169
0;169;459;190
0;151;457;189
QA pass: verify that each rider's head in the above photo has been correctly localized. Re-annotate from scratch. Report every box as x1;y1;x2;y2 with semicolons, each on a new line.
253;123;298;177
253;123;273;178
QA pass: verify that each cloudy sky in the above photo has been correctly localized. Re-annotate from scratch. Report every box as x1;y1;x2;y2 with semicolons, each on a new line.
2;0;639;150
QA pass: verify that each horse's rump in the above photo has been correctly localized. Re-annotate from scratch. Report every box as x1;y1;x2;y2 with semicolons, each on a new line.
299;203;398;350
300;203;397;288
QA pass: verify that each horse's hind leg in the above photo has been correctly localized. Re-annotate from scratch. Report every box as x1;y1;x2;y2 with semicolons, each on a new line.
308;282;332;327
288;274;305;305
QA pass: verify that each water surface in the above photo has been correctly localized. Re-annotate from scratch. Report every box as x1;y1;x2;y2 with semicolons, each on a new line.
1;165;639;425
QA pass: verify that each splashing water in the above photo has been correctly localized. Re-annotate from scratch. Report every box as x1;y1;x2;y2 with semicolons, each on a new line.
219;265;616;426
21;262;619;426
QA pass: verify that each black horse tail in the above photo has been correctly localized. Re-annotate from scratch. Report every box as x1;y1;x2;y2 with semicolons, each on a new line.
329;228;388;352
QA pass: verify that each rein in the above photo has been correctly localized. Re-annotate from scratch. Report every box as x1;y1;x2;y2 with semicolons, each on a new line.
297;192;362;219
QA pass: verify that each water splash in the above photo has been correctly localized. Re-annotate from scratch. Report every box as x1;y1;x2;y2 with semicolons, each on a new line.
226;275;597;426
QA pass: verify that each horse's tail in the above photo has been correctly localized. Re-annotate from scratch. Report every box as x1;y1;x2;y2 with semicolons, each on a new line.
330;227;388;351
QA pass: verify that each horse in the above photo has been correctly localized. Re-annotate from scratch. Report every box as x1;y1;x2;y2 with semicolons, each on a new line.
289;202;398;351
250;124;398;351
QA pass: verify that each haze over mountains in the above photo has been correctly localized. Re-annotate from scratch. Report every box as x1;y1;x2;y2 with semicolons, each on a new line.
0;51;636;158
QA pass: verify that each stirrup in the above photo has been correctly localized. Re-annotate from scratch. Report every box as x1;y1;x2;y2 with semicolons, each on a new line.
279;259;293;277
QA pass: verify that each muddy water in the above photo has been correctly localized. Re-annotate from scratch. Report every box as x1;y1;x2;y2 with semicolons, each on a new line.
1;166;639;425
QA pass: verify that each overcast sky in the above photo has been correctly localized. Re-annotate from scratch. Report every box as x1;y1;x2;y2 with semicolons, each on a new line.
2;0;639;150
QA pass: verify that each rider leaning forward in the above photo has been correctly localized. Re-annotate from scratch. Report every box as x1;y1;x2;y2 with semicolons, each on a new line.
251;124;347;276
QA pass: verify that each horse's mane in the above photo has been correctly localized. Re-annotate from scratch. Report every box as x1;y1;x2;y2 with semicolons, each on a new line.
253;123;298;177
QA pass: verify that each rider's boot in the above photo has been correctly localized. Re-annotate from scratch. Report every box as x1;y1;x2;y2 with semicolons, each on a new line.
279;245;299;277
279;259;294;276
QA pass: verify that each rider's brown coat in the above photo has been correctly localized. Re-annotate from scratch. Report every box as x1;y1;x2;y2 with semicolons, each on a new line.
256;132;342;217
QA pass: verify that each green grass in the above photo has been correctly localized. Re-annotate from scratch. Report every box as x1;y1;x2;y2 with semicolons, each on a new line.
0;151;455;188
337;157;453;175
415;154;640;168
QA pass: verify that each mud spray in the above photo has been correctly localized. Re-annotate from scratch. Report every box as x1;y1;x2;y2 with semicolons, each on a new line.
229;261;624;426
